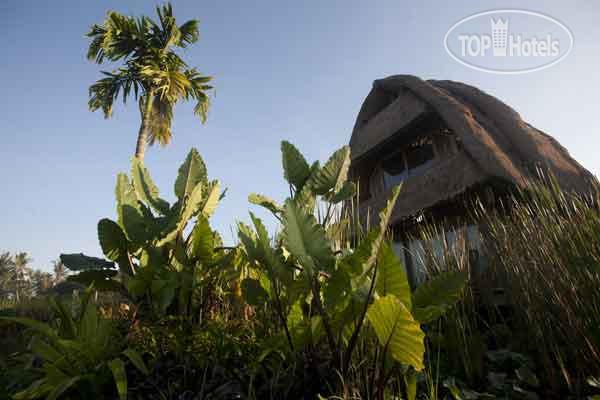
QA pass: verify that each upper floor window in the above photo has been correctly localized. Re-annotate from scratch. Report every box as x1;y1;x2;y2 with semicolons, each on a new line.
382;138;435;189
382;152;407;188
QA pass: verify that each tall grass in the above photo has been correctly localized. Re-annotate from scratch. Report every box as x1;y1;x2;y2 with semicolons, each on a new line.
477;177;600;391
404;175;600;395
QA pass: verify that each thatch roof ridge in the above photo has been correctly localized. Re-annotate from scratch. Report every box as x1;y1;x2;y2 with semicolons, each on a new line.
351;75;595;194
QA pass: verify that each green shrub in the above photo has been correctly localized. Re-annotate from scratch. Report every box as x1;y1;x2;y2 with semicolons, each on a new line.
0;287;148;399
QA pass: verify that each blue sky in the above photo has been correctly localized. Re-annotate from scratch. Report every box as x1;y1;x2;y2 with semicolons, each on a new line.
1;0;598;272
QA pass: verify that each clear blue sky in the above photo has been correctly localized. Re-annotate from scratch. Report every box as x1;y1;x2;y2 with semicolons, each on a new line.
1;0;598;272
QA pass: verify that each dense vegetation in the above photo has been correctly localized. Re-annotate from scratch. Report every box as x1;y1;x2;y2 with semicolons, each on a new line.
2;3;600;399
2;143;600;399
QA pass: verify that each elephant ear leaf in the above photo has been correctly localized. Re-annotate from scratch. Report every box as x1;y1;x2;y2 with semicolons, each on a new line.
362;184;402;276
201;181;220;218
188;215;214;264
59;253;115;271
367;295;425;371
248;193;283;216
98;219;134;275
115;173;139;223
131;157;169;215
324;181;356;204
412;270;468;324
281;141;311;190
67;270;122;292
310;145;351;195
174;148;208;199
375;241;411;309
281;199;334;276
114;173;148;244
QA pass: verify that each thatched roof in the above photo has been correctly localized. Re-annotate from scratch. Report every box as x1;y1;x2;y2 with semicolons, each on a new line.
350;75;595;224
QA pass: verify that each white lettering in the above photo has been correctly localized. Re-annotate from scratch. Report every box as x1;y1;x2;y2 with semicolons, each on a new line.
458;35;469;56
551;40;559;56
468;36;481;56
510;34;521;56
481;35;491;56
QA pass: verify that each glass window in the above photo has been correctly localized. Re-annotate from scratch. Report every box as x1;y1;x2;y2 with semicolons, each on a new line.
382;152;407;188
406;142;435;177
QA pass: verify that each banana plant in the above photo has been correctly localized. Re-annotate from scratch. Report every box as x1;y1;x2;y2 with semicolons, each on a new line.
61;148;239;319
0;286;148;400
239;141;468;399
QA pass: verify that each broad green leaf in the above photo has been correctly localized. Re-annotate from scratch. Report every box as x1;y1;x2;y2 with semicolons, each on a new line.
180;182;204;222
281;199;334;276
201;181;220;217
122;348;149;375
281;141;311;189
323;268;351;309
49;297;77;339
79;301;99;340
188;215;213;264
97;219;127;261
375;241;411;308
367;295;425;370
108;358;127;400
131;157;169;214
325;181;356;204
295;181;316;214
67;270;122;292
248;193;283;216
249;212;287;277
340;230;377;275
405;370;417;400
158;182;205;245
310;146;351;195
412;270;468;324
363;185;402;275
59;253;115;271
237;221;260;264
120;204;149;244
174;148;207;199
115;173;139;225
241;278;269;306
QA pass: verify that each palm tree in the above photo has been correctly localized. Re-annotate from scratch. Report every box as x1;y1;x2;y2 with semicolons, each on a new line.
32;270;53;295
52;258;67;285
13;252;33;301
86;3;213;161
0;252;14;298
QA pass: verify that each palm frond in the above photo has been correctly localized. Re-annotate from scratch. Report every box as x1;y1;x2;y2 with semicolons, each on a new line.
146;97;173;147
178;20;199;47
89;68;140;118
86;11;146;63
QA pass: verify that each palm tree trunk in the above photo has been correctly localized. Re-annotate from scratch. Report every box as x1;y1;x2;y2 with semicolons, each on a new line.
134;90;155;161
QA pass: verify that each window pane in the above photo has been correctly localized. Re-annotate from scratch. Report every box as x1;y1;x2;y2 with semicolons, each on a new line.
406;142;434;171
382;152;407;188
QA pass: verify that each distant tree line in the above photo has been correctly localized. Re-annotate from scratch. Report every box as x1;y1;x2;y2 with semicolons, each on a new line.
0;251;67;301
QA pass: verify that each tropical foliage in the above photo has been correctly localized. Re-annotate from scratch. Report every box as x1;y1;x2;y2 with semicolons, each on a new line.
239;141;467;398
3;4;600;398
60;148;236;321
3;143;600;399
1;286;147;399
